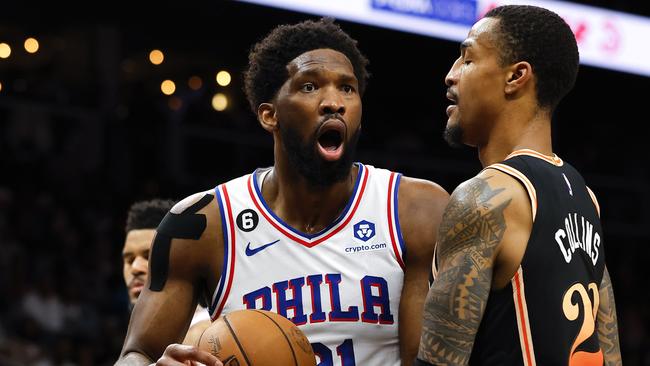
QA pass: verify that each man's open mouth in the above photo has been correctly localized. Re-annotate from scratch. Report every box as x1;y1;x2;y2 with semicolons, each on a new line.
316;119;346;161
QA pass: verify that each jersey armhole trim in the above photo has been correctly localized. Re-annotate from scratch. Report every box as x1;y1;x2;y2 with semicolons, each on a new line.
512;266;537;366
486;163;537;221
387;172;406;271
210;184;237;320
586;186;601;217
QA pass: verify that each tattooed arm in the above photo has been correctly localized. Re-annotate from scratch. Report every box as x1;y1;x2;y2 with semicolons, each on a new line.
116;192;223;365
598;267;622;366
397;177;449;365
416;170;530;365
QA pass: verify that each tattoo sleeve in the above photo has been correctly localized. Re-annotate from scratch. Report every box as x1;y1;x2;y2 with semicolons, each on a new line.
598;267;622;366
417;177;510;365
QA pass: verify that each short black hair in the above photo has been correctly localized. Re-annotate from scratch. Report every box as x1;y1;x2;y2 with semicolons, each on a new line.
125;199;175;233
485;5;579;110
244;17;370;113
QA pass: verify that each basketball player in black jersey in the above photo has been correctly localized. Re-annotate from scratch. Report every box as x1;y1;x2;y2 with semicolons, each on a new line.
116;18;449;365
415;5;621;366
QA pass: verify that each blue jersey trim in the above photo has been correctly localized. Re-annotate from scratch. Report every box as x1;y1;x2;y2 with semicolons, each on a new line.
252;163;364;240
210;186;229;314
393;174;406;260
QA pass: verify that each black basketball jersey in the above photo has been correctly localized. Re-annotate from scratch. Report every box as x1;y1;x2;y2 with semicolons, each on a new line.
469;149;606;366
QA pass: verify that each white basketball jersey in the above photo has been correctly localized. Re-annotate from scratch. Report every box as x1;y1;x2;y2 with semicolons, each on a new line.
209;163;406;366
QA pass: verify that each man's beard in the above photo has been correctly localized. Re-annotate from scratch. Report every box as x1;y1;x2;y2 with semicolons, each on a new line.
280;124;360;188
443;123;464;148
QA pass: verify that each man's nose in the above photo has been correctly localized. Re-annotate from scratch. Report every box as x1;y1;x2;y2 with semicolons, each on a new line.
319;88;346;115
131;256;148;275
445;59;460;87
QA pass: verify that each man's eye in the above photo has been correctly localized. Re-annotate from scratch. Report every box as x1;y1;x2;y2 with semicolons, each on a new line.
342;85;354;93
301;83;316;92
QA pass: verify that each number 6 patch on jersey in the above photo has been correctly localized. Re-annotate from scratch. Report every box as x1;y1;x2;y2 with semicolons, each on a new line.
236;209;259;232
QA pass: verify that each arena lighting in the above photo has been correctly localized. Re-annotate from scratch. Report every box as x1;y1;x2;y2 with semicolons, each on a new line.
161;79;176;95
169;96;183;111
149;49;164;65
237;0;650;77
188;75;203;90
216;70;232;86
24;38;39;53
0;43;11;58
212;93;228;111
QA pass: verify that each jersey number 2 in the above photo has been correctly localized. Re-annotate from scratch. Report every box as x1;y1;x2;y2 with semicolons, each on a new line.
562;282;603;365
312;339;356;366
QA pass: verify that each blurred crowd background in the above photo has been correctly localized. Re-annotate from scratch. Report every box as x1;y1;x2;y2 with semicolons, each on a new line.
1;1;649;365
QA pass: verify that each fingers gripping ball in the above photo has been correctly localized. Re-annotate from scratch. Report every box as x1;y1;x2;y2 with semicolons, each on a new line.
197;310;316;366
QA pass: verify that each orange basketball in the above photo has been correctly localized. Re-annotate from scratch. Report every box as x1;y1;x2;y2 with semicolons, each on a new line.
197;309;316;366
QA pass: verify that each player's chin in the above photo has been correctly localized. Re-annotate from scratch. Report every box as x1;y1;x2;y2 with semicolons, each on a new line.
130;287;143;300
445;113;459;127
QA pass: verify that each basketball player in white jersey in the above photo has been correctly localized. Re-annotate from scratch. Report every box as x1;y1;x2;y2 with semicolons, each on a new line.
121;199;211;346
116;18;449;366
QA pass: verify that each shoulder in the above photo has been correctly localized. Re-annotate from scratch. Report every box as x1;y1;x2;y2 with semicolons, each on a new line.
147;189;224;290
172;190;217;213
475;167;532;215
156;188;223;253
445;169;528;217
171;189;219;218
396;176;450;255
436;170;531;259
397;175;450;213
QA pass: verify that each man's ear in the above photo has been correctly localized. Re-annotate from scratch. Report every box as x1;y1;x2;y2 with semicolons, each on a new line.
505;61;533;95
258;103;277;132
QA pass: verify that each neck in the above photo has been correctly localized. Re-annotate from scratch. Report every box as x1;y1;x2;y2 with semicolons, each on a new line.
478;108;553;167
263;153;358;235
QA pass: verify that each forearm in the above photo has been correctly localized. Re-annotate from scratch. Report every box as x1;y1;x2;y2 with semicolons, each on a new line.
418;176;508;365
598;269;622;366
418;266;484;365
115;351;154;366
400;307;424;365
399;281;428;365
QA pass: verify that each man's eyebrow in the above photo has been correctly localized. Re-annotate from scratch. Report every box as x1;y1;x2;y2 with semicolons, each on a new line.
295;68;357;82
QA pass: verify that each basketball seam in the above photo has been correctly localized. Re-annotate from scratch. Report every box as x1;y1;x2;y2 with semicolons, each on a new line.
196;328;206;349
224;314;253;366
254;310;299;366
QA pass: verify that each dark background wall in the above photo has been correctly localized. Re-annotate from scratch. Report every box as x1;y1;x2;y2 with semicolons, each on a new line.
1;1;648;364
